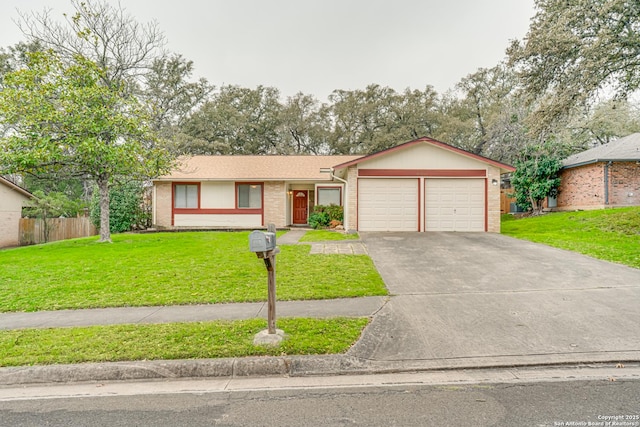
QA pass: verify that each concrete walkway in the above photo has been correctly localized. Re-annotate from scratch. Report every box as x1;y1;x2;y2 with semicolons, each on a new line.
275;228;308;245
0;297;387;330
278;228;368;254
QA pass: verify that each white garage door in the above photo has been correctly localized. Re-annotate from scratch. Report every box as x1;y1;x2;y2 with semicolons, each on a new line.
358;179;418;231
425;179;485;232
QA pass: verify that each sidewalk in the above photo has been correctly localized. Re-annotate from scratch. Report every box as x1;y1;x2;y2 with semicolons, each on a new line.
0;297;387;330
0;296;395;386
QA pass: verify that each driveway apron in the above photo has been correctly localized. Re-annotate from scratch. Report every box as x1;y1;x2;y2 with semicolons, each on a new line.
351;232;640;369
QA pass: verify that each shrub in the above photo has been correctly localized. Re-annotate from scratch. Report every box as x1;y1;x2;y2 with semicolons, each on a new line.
309;205;344;229
90;181;149;233
309;211;330;229
324;205;344;222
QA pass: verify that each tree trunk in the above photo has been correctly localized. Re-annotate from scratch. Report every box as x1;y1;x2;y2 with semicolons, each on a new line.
97;175;112;243
530;194;543;216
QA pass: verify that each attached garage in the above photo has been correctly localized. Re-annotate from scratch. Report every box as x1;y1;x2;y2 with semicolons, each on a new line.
425;179;485;231
332;137;515;233
358;178;418;231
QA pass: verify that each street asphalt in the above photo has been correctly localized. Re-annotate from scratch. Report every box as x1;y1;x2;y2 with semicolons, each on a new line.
1;230;639;385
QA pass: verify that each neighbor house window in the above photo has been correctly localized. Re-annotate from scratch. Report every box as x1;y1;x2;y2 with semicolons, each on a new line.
237;184;262;208
317;187;341;206
174;184;198;208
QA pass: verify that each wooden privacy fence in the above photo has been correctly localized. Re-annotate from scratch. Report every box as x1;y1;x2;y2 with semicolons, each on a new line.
19;217;98;245
500;188;516;214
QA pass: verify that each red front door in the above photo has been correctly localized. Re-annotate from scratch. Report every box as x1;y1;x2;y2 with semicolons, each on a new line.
293;190;308;224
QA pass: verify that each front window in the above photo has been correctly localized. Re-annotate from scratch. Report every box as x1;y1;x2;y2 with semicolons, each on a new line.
174;184;198;208
317;187;341;206
237;184;262;208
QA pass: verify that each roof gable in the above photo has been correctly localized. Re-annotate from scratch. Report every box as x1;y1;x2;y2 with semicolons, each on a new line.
332;137;515;172
563;133;640;168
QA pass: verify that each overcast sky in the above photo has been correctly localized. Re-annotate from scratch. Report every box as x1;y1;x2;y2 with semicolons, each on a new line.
1;0;535;100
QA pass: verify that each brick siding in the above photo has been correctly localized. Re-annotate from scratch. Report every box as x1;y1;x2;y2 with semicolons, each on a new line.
154;182;172;227
345;166;358;232
263;181;286;228
557;162;640;209
487;166;502;233
609;162;640;206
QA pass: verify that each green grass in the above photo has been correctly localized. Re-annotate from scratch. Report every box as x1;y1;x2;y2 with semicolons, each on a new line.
0;231;386;313
298;230;360;242
501;207;640;268
0;317;369;367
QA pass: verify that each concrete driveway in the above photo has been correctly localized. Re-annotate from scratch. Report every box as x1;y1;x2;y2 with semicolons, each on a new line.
350;232;640;369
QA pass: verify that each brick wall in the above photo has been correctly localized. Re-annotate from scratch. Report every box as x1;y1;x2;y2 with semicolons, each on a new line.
263;181;286;228
487;166;502;233
557;163;605;209
558;162;640;210
154;182;172;227
609;162;640;206
345;166;358;232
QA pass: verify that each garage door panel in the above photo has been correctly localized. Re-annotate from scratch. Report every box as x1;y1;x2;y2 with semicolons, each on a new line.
470;206;484;215
359;179;418;231
425;179;485;232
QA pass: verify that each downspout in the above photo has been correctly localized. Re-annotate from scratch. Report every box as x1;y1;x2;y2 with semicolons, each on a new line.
329;170;350;232
604;161;611;205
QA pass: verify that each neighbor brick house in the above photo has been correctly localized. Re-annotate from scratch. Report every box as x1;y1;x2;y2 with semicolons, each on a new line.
555;133;640;210
0;177;32;248
152;137;515;233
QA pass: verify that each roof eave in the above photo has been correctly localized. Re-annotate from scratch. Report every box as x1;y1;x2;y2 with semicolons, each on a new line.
0;177;33;199
154;177;336;182
563;158;640;169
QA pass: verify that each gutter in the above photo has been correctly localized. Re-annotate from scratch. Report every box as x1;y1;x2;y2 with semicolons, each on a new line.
562;158;640;169
321;168;350;232
604;161;612;205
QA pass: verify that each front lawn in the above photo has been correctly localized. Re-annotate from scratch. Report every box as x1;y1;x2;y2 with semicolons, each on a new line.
501;207;640;269
0;231;386;312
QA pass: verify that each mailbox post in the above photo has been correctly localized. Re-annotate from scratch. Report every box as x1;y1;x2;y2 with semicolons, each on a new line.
249;224;282;342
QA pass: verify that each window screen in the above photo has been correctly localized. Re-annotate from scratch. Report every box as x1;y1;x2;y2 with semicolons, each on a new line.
174;184;198;208
238;184;262;208
317;187;341;206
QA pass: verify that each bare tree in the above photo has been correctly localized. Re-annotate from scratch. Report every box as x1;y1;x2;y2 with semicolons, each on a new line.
17;0;165;91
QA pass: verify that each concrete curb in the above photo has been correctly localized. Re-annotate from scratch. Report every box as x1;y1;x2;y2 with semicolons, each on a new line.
2;352;640;386
0;355;371;386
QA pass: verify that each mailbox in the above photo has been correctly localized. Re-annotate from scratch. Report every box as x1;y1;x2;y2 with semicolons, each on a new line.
249;230;276;252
